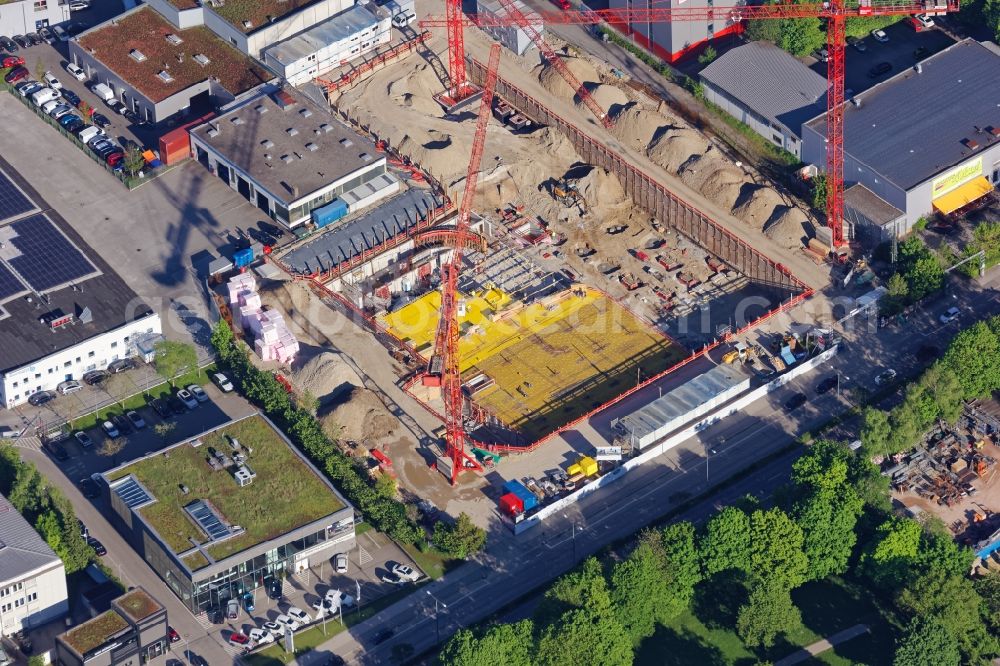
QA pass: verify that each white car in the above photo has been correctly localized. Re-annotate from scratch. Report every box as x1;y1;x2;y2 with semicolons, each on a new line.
212;372;233;392
287;606;311;627
870;29;888;43
914;13;935;28
261;620;285;638
874;369;897;387
391;563;420;582
187;384;209;402
335;553;348;574
939;306;960;324
43;71;63;89
65;62;86;81
249;628;275;646
274;613;299;633
176;388;198;410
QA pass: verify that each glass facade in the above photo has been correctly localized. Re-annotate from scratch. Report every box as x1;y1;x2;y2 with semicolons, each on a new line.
283;164;387;226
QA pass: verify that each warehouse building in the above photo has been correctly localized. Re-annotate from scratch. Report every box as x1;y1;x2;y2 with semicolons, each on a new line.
189;86;390;228
607;0;742;63
71;5;271;124
700;41;827;158
262;3;392;86
0;0;69;38
802;39;1000;238
101;414;355;613
0;164;162;409
0;492;68;636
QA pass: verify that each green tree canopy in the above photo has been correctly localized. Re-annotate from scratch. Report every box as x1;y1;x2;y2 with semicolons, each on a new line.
860;517;922;588
661;521;703;609
432;513;486;559
736;581;803;648
153;340;198;386
439;619;535;666
975;571;1000;635
536;557;610;627
744;7;824;56
748;508;808;588
893;616;960;666
860;408;892;458
536;605;633;666
943;320;1000;399
611;539;670;643
700;506;751;576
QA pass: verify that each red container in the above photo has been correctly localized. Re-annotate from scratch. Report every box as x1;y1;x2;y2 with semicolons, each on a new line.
499;492;524;518
158;112;215;166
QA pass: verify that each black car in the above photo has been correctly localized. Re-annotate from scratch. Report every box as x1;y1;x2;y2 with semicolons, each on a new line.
28;390;56;407
816;376;838;395
92;112;112;129
0;36;18;52
784;392;808;411
26;33;42;46
108;358;135;373
373;629;395;644
247;227;276;246
87;536;106;556
868;62;892;78
110;413;132;434
83;369;109;385
44;440;70;462
61;89;81;106
149;397;172;418
913;46;929;59
167;394;188;414
11;35;29;49
259;221;285;238
78;478;100;498
64;118;86;133
268;578;282;599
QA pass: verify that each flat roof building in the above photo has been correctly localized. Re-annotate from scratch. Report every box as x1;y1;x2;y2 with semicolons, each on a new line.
0;161;161;409
189;86;389;228
802;39;1000;237
608;0;741;63
101;414;355;613
0;492;68;636
0;0;69;38
55;588;168;666
700;41;827;158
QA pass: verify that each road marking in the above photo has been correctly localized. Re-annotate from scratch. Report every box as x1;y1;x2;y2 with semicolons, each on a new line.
358;545;373;566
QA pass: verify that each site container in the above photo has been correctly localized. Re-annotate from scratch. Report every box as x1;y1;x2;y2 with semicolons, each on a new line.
233;247;254;268
312;199;349;228
158;112;214;166
577;456;599;477
502;480;538;510
499;492;524;517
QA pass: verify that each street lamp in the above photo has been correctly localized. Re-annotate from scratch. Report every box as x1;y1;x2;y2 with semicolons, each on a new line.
837;372;850;397
426;590;447;644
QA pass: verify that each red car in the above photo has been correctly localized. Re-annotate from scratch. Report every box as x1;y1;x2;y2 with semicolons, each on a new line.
1;55;25;69
106;151;125;166
228;631;250;647
4;66;29;84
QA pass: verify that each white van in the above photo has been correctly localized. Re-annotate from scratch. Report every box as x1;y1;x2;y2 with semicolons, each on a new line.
31;87;58;106
91;82;114;102
41;99;61;115
53;25;68;42
392;11;416;28
77;125;101;145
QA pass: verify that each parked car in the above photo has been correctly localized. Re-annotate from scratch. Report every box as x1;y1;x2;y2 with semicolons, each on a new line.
391;563;419;582
42;71;62;89
87;536;106;556
914;13;935;28
69;0;90;10
1;55;24;68
106;99;126;115
12;36;29;49
108;358;134;373
188;384;209;403
287;607;310;627
784;392;808;411
111;414;132;435
816;376;838;395
874;368;897;387
226;598;240;620
262;620;285;637
249;628;275;646
167;394;188;414
49;103;73;119
0;36;18;52
92;112;112;129
242;591;255;612
813;48;829;62
40;99;61;115
101;421;120;439
274;613;298;633
126;411;146;429
58;380;83;395
228;632;250;648
212;372;234;392
63;117;86;133
58;113;82;128
334;553;348;574
26;33;42;46
149;397;172;418
38;27;53;42
268;578;283;600
65;62;86;80
176;388;198;410
44;439;69;461
870;28;889;42
73;431;93;448
61;89;80;106
28;390;56;406
940;306;961;324
868;62;892;78
78;478;100;498
167;626;180;643
4;66;29;83
847;36;867;52
83;370;108;385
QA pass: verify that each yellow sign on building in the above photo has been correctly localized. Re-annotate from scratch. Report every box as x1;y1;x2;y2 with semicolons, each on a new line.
932;158;983;199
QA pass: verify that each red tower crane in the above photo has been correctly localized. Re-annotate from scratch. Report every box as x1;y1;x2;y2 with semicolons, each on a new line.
426;43;503;485
423;0;959;247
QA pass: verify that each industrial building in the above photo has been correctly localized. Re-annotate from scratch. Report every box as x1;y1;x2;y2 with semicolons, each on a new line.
699;41;827;158
476;0;541;57
802;39;1000;238
611;364;751;449
0;0;69;38
189;87;391;228
263;3;392;86
0;163;162;409
71;5;271;124
607;0;742;63
100;414;355;613
0;492;68;636
55;588;168;666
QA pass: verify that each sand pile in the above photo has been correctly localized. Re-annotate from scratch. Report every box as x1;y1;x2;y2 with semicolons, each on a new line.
536;57;600;102
292;351;362;401
647;128;711;174
574;167;627;208
764;206;811;248
683;161;747;211
321;387;401;443
577;83;629;117
732;186;787;230
611;104;674;152
397;92;442;117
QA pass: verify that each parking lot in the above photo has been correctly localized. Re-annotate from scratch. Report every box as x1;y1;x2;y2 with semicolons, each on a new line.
808;19;956;94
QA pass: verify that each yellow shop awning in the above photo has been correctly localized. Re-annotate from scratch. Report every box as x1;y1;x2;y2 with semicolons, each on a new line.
933;177;994;215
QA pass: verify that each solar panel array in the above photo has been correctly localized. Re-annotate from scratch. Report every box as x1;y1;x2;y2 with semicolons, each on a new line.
0;263;25;302
0;170;33;222
185;500;233;541
8;214;97;292
113;476;153;509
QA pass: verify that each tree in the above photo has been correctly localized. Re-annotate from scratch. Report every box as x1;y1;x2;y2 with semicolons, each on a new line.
374;472;397;500
794;487;863;580
153;340;198;387
104;372;136;409
97;436;126;465
884;272;909;313
611;540;666;642
153;421;176;441
432;513;486;559
897;570;999;664
536;557;609;627
661;521;702;610
916;530;974;579
744;9;824;56
921;363;964;425
698;45;718;64
440;620;535;666
700;506;751;575
536;606;633;666
859;517;922;588
943;320;1000;399
211;319;235;359
975;571;1000;635
747;508;808;588
860;408;892;458
893;616;960;666
736;581;802;648
297;389;319;416
810;173;828;211
123;146;146;177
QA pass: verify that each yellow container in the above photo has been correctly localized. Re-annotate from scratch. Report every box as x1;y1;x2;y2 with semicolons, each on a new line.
578;456;598;477
567;463;582;477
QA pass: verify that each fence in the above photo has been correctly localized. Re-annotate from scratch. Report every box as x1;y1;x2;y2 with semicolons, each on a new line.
316;31;432;93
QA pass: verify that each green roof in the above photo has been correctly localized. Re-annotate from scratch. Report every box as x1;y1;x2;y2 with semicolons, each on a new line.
107;415;344;562
63;611;129;656
115;588;162;622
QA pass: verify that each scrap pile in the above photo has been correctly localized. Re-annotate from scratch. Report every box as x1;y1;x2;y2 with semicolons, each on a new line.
887;429;996;507
228;274;300;364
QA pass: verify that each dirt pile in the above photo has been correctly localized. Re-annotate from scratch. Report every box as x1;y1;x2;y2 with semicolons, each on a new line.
611;104;674;152
646;128;711;174
573;167;627;208
732;187;788;230
577;83;629;117
681;161;747;211
320;387;401;443
764;206;811;248
291;351;362;402
535;57;600;102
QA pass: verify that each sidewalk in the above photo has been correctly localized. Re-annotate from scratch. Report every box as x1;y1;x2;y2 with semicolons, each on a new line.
774;624;870;666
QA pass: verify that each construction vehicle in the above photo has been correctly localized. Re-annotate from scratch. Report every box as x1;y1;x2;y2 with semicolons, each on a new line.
619;272;641;291
606;224;628;235
574;243;595;258
722;341;749;364
549;179;584;209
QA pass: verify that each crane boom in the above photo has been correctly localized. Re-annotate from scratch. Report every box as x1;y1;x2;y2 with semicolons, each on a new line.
430;43;502;485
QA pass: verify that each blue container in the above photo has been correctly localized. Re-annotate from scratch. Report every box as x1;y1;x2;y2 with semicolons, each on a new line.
312;199;348;229
503;480;537;510
233;247;254;268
